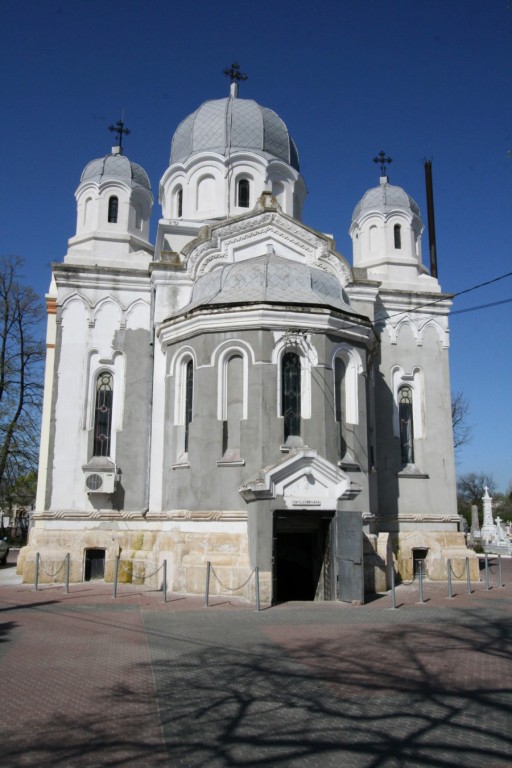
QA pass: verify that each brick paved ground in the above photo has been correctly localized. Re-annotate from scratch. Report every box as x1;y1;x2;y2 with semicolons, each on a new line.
0;556;511;767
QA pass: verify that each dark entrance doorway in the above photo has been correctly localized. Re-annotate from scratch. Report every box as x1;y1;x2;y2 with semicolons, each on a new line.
272;511;333;603
84;549;106;581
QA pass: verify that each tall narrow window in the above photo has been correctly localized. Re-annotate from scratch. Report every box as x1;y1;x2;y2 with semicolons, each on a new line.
399;386;414;464
394;224;402;249
222;354;243;457
177;188;183;218
184;359;193;453
238;178;250;208
334;357;346;457
135;202;143;230
94;372;113;456
282;352;301;441
108;195;118;223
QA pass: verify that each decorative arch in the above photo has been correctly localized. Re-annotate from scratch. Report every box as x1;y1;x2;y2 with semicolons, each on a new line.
196;174;216;212
215;344;250;421
331;345;363;425
83;349;126;459
272;332;317;423
391;365;424;441
172;349;195;458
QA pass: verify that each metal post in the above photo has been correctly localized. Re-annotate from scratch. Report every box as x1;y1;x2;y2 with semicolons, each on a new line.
205;561;211;607
35;552;40;591
65;553;70;593
466;557;471;594
113;555;119;598
418;560;424;603
163;559;167;603
485;554;490;590
254;566;260;612
390;566;396;609
498;555;503;587
447;559;453;598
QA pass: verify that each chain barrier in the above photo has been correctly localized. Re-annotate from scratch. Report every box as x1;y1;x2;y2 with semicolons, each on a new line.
142;561;165;580
38;557;68;578
210;565;256;592
449;560;467;579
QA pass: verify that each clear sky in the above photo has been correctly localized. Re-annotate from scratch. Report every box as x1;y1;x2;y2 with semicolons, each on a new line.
1;0;511;491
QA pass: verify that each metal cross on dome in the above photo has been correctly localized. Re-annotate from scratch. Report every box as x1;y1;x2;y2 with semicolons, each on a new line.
109;117;131;155
373;150;393;176
223;62;248;85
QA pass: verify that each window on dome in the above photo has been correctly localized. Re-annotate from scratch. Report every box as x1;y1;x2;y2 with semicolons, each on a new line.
135;203;143;230
399;385;414;464
93;372;113;457
282;352;301;441
177;188;183;218
237;179;250;208
84;197;93;229
394;224;402;249
108;196;118;224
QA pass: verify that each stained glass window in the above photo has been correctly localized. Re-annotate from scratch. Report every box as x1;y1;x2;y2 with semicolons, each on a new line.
399;385;414;464
94;372;113;457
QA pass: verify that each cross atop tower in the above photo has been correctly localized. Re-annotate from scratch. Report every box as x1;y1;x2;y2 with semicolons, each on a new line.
223;62;248;97
109;117;131;155
373;150;393;177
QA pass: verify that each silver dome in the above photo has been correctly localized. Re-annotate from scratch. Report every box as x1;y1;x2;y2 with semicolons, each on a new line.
170;97;300;171
81;153;152;191
352;181;420;220
184;254;353;314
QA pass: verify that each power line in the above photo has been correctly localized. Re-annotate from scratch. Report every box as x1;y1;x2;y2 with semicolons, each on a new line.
374;269;512;323
450;297;512;316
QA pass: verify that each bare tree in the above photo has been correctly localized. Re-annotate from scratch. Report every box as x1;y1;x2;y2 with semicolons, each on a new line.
0;256;45;507
451;390;472;450
457;472;496;505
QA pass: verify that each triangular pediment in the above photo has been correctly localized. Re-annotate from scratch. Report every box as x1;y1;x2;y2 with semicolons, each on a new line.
184;207;352;287
239;449;360;509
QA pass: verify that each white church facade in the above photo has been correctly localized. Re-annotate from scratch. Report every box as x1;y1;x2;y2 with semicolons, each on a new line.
19;78;474;601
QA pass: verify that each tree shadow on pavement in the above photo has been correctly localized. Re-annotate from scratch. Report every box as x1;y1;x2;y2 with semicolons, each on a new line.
1;604;511;767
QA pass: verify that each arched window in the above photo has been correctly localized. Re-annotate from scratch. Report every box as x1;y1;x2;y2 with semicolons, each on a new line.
334;357;346;457
394;224;402;249
84;197;93;228
184;359;193;453
173;186;183;218
108;196;118;223
399;385;414;464
134;202;143;230
237;178;250;208
222;354;244;457
94;372;113;457
282;352;301;440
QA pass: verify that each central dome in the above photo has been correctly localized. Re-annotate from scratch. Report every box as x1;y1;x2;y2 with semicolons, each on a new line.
170;96;300;171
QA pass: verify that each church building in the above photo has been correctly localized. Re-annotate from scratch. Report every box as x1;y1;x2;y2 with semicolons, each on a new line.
19;73;473;601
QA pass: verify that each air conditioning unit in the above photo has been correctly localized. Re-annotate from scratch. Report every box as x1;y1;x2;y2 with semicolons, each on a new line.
84;471;117;494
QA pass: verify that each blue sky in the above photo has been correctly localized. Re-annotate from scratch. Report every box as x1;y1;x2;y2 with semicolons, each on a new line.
1;0;511;490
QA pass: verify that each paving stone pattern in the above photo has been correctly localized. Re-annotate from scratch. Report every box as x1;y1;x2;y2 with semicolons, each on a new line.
1;562;511;767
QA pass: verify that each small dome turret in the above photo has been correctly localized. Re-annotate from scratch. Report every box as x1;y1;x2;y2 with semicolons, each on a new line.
67;148;154;267
350;175;432;288
81;153;152;192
